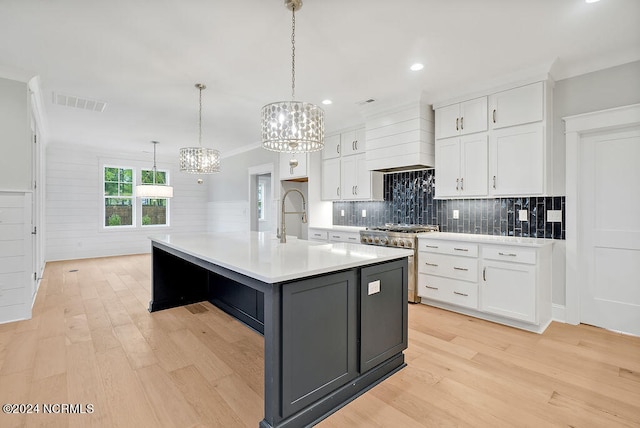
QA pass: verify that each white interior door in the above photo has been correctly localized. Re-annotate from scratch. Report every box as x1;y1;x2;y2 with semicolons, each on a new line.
579;127;640;336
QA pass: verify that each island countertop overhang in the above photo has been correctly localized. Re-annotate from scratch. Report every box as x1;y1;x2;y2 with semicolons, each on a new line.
149;231;413;284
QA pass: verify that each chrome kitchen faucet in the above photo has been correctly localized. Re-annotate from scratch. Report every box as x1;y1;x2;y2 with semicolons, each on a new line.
278;189;307;243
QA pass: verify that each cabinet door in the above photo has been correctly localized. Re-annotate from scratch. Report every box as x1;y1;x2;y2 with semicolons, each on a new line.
489;123;543;196
321;158;341;200
460;134;488;197
434;138;461;198
353;154;370;199
490;82;543;129
435;104;461;139
341;128;366;156
280;152;308;180
459;97;488;135
323;134;341;160
341;156;358;199
481;261;536;323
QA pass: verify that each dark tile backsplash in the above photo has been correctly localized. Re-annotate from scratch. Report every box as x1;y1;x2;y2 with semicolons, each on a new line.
332;169;565;239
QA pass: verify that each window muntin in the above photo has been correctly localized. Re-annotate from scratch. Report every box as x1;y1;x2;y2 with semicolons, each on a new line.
104;167;134;227
140;169;169;227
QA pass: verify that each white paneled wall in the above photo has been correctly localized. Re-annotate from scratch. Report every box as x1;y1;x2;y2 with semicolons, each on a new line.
0;192;33;323
46;145;208;261
207;201;249;233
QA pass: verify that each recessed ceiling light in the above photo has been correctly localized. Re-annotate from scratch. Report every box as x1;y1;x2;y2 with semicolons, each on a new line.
410;63;424;71
322;99;333;105
585;0;600;3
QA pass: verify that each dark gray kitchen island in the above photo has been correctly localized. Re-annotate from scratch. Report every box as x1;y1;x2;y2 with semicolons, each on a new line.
148;232;412;428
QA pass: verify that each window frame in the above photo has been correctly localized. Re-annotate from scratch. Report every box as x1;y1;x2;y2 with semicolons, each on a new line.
103;165;136;229
139;167;171;228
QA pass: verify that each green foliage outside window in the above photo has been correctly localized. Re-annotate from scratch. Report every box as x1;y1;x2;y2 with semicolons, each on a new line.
108;214;122;226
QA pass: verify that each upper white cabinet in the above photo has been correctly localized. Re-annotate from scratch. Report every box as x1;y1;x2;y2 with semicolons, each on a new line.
322;134;341;160
321;128;383;201
434;78;553;198
435;97;487;139
435;134;488;198
280;152;309;181
340;128;366;157
489;82;543;129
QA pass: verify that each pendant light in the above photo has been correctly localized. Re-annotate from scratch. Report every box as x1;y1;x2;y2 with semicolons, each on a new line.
261;0;324;153
136;141;174;198
179;83;221;173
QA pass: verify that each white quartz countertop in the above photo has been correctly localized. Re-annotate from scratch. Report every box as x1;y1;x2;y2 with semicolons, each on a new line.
150;231;413;283
308;225;365;233
418;232;554;247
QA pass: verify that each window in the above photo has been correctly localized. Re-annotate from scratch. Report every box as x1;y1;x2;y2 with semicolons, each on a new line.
141;169;168;226
257;182;264;221
104;167;134;227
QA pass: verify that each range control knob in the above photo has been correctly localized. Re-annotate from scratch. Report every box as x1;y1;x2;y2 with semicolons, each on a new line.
381;237;389;245
406;241;413;248
399;240;405;247
374;237;380;244
360;236;367;243
367;237;373;243
392;239;398;246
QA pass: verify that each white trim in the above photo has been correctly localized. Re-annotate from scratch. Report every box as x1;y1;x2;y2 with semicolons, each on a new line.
563;103;640;325
552;304;566;323
248;163;275;233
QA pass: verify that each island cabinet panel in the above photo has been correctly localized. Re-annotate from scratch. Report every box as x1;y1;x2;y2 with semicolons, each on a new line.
281;270;358;417
209;273;265;334
360;259;408;372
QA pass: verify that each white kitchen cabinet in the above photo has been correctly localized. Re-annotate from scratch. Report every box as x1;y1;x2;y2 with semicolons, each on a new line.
417;233;552;333
341;154;383;200
340;128;366;157
308;228;329;242
481;246;538;323
321;158;341;200
489;123;544;196
435;97;487;139
323;134;341;160
328;230;360;244
435;133;488;198
280;152;309;181
489;82;543;129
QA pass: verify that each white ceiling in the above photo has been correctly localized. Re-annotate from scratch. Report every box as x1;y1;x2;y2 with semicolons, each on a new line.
1;0;639;158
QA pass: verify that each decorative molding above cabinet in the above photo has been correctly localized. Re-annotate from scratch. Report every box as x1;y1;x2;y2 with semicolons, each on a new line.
434;79;554;199
364;102;435;171
321;127;383;201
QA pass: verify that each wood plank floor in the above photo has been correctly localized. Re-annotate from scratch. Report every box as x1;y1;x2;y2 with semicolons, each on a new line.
0;254;638;427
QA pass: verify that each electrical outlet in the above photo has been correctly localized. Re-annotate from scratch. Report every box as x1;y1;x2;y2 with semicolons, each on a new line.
547;210;562;222
519;209;528;222
368;280;380;295
340;210;345;217
453;209;459;219
361;209;367;217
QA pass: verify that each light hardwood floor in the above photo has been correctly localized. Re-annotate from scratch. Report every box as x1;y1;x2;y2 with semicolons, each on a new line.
0;255;638;427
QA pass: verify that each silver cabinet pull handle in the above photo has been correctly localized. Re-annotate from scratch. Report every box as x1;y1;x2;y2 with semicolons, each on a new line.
337;144;340;154
348;237;357;241
332;235;340;239
456;118;459;131
454;247;469;252
453;267;468;271
492;109;497;123
498;252;518;257
355;185;358;195
425;262;438;267
425;285;438;290
456;178;459;190
337;187;340;196
492;175;497;189
483;267;486;281
454;291;468;297
460;116;464;130
425;245;439;249
460;177;464;190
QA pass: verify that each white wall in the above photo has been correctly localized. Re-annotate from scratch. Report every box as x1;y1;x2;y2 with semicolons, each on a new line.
46;144;208;261
0;77;31;191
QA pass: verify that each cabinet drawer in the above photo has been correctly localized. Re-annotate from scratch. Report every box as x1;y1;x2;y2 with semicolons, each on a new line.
418;274;478;309
483;245;536;264
418;253;478;282
419;240;478;257
308;229;328;241
329;232;360;244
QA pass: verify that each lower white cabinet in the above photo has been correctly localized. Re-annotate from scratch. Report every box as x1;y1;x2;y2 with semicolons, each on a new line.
308;227;361;244
418;233;552;333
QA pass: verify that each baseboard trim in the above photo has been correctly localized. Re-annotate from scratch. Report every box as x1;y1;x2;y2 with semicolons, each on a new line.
552;304;566;323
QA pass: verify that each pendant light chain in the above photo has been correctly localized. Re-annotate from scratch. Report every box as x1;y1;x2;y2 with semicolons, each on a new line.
291;5;296;100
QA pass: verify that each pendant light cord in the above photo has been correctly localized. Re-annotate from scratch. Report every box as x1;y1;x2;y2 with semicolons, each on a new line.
198;86;203;147
152;141;158;185
291;5;296;100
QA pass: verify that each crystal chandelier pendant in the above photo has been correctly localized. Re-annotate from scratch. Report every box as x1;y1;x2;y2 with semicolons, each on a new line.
179;83;221;174
261;0;324;154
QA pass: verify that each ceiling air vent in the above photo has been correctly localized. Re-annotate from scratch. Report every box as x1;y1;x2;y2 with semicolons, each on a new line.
357;98;376;106
52;92;107;113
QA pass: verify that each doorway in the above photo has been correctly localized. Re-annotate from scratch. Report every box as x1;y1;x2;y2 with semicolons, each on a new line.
248;164;275;233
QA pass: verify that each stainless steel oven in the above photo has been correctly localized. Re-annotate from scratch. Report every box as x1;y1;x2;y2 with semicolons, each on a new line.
359;224;439;303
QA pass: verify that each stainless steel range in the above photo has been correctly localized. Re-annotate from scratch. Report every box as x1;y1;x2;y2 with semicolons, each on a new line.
360;224;439;303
